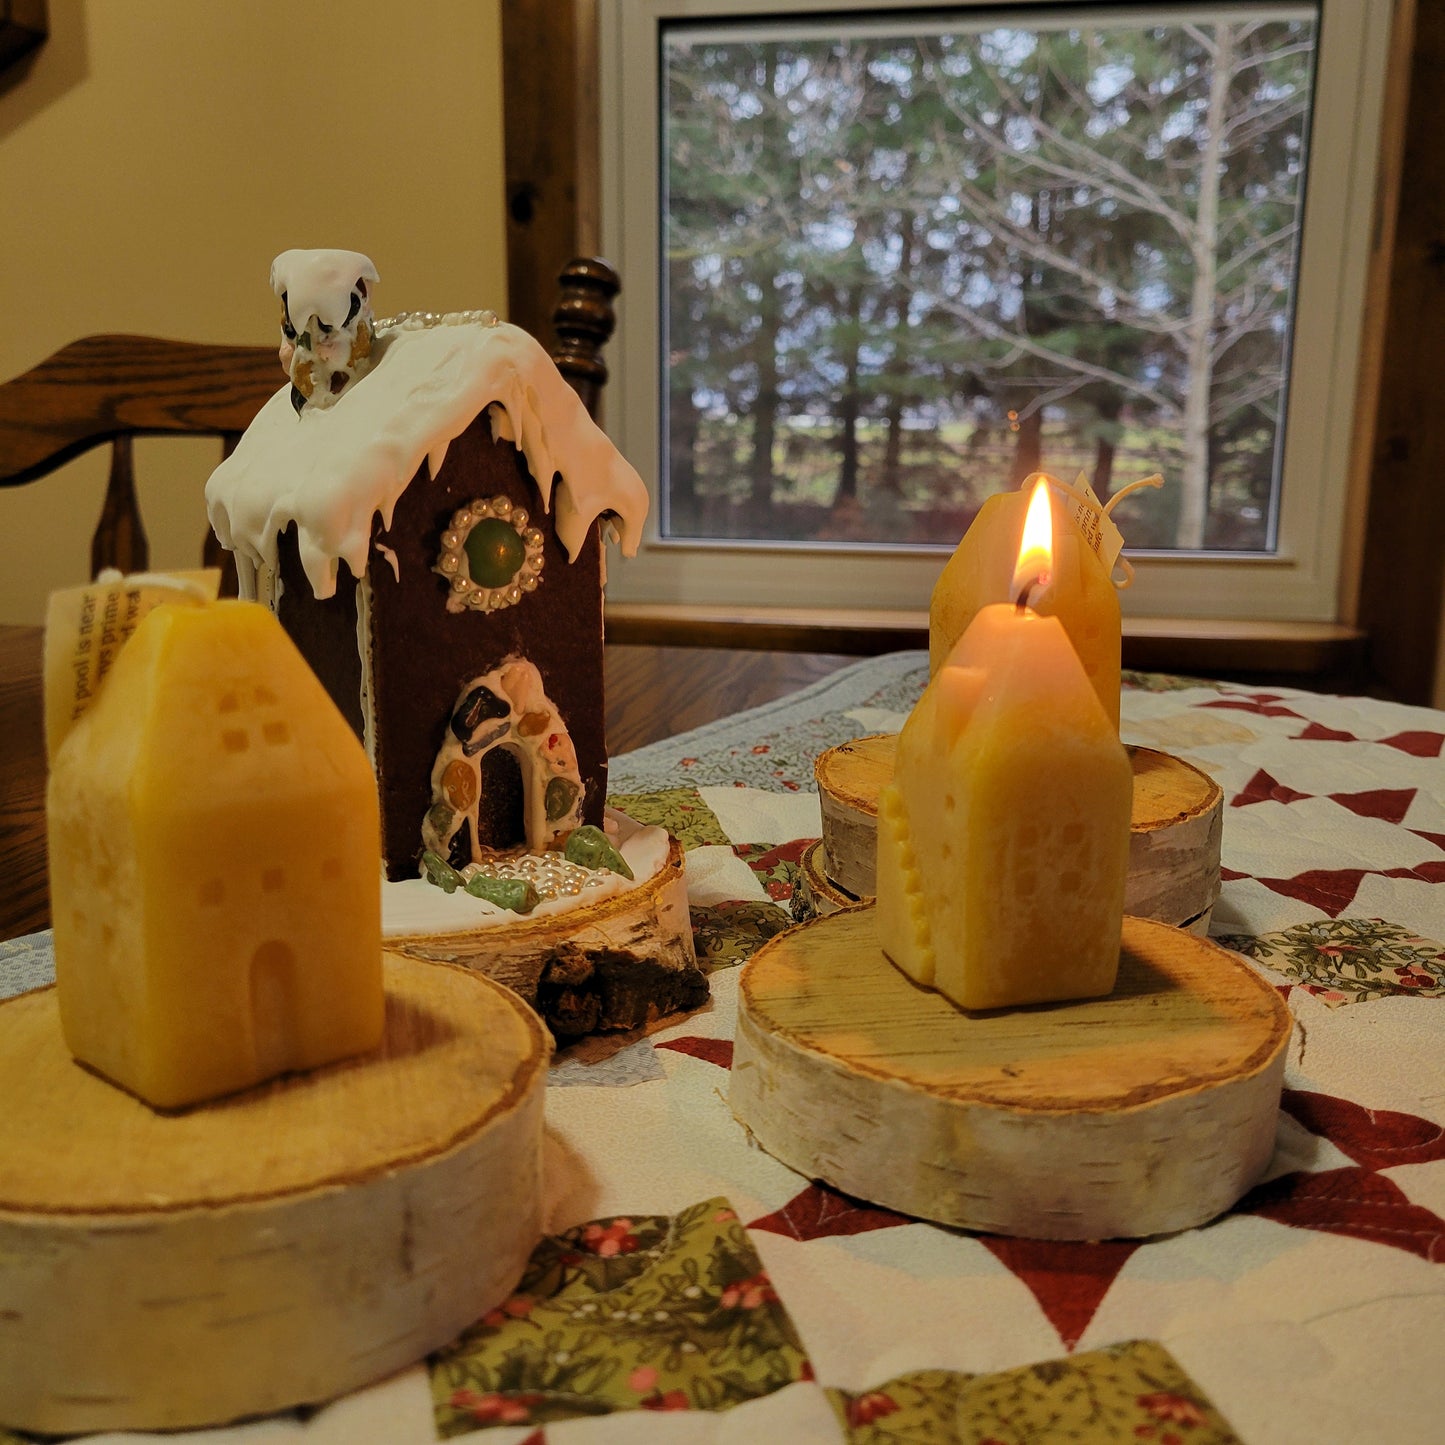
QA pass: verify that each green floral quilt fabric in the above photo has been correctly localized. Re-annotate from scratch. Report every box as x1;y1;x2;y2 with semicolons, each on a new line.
1217;918;1445;1005
429;1197;810;1434
828;1340;1240;1445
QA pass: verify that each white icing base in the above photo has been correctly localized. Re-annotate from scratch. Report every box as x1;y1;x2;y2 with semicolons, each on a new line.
382;810;670;938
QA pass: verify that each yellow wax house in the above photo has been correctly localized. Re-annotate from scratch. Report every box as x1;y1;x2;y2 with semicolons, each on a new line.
877;602;1132;1011
47;597;383;1109
881;482;1131;1013
929;479;1121;730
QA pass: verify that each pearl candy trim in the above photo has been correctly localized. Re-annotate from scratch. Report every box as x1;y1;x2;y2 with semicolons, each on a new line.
462;853;613;902
373;309;501;333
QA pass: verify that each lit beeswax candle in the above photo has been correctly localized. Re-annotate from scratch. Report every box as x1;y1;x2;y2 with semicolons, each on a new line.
878;484;1132;1010
930;476;1121;729
47;597;384;1108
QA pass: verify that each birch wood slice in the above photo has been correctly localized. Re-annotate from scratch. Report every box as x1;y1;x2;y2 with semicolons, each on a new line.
815;733;898;899
0;953;549;1436
731;907;1289;1241
816;735;1222;931
795;837;859;920
389;833;705;1037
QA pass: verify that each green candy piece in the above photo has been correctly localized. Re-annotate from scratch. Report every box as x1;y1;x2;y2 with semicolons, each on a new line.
545;775;580;822
564;824;634;880
464;517;526;588
421;850;464;894
426;802;454;835
463;874;540;914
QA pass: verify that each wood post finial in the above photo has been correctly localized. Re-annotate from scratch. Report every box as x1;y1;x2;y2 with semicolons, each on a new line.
551;258;620;419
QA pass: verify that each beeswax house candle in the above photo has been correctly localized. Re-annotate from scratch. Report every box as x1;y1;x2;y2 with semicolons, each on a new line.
929;479;1121;729
47;598;384;1108
878;506;1132;1010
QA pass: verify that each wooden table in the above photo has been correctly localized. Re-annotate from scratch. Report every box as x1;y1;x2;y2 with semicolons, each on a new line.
0;624;856;942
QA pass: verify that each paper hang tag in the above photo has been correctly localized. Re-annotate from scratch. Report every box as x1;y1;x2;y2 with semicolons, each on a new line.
44;569;222;762
1056;471;1127;577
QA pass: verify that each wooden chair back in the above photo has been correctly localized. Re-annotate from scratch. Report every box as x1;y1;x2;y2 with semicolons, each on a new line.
0;260;620;581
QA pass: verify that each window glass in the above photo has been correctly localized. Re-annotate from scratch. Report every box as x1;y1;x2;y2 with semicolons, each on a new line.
602;0;1389;619
661;7;1318;555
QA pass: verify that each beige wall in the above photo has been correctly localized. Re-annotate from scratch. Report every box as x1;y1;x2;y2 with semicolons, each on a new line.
0;0;507;624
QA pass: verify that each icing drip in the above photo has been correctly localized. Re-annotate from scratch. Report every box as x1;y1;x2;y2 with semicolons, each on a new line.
206;312;649;600
270;249;380;412
355;575;376;767
372;541;400;583
271;250;380;332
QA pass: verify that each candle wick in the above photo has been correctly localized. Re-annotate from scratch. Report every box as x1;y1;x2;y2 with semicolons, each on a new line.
1015;570;1052;611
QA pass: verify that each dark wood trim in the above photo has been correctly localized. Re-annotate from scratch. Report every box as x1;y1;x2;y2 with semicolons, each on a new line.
501;0;600;346
605;603;930;657
0;0;47;75
606;602;1368;687
1357;0;1445;707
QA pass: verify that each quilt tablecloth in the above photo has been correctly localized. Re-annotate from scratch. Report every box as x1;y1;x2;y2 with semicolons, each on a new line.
3;654;1444;1445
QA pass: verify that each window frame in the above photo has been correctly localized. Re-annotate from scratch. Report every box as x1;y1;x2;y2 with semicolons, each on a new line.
598;0;1394;622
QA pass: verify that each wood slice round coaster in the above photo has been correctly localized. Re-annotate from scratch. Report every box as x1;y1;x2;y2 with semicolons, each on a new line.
0;953;549;1436
389;833;705;1037
816;735;1222;930
731;907;1289;1241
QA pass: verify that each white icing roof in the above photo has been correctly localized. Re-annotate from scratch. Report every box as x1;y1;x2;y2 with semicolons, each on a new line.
270;249;379;328
205;317;650;600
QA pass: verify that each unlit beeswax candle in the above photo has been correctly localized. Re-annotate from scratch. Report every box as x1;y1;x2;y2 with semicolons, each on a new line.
47;598;383;1108
929;483;1121;729
876;603;1132;1011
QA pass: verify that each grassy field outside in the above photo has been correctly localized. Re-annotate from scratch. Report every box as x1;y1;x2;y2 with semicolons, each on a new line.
667;414;1275;552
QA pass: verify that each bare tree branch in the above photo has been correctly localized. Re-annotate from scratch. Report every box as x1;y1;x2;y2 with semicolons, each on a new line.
932;295;1175;411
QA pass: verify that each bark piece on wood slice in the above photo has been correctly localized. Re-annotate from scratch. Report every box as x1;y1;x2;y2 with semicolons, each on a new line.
794;837;859;921
389;833;705;1036
731;906;1289;1241
816;735;1222;930
0;953;548;1436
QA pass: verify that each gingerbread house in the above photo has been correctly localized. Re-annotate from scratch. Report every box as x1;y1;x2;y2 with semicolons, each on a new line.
205;257;648;881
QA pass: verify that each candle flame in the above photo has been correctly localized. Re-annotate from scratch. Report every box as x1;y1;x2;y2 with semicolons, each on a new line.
1011;478;1053;608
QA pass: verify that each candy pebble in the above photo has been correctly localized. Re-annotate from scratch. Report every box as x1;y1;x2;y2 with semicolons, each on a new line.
421;850;464;893
545;776;580;822
451;683;510;740
443;759;477;809
463;874;541;913
564;824;634;879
